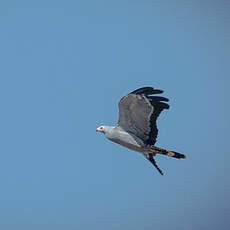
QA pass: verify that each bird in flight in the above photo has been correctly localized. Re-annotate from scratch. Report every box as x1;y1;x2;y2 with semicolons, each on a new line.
96;87;186;175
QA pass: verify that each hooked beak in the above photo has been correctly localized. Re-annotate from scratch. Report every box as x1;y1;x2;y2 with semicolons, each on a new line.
96;128;100;132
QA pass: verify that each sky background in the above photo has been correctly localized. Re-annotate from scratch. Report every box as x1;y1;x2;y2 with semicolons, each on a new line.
0;0;230;229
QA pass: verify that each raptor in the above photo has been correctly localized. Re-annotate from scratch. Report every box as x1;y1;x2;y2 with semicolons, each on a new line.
96;87;186;175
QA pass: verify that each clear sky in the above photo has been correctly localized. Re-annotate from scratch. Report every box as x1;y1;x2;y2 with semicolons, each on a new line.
0;1;230;230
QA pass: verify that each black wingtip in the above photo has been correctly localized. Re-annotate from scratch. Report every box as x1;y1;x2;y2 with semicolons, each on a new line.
147;97;170;110
130;87;164;96
147;96;169;102
131;87;153;95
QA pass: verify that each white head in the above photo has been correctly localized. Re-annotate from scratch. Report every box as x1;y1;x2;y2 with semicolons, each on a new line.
96;125;106;134
96;125;113;135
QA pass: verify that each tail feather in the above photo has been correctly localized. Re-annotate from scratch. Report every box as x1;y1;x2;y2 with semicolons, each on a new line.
150;146;186;159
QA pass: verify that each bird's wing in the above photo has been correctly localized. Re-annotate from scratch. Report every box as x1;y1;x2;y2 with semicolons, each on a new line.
117;87;169;146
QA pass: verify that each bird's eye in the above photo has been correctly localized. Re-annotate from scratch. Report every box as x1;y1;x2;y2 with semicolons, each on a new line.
100;127;103;130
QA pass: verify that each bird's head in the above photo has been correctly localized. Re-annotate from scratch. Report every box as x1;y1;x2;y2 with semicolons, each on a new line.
96;125;105;134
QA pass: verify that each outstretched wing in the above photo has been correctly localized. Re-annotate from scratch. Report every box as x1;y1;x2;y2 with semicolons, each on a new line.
117;87;169;146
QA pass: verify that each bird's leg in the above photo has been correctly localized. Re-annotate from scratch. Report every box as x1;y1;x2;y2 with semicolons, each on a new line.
146;153;164;175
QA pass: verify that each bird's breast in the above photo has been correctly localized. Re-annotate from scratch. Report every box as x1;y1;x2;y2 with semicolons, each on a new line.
106;130;146;153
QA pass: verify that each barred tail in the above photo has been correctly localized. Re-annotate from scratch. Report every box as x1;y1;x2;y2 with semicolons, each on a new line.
150;146;187;159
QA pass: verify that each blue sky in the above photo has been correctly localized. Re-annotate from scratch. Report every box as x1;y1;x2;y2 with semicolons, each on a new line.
0;1;230;229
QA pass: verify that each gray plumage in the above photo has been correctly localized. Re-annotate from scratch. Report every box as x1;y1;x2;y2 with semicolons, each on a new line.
96;87;186;175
